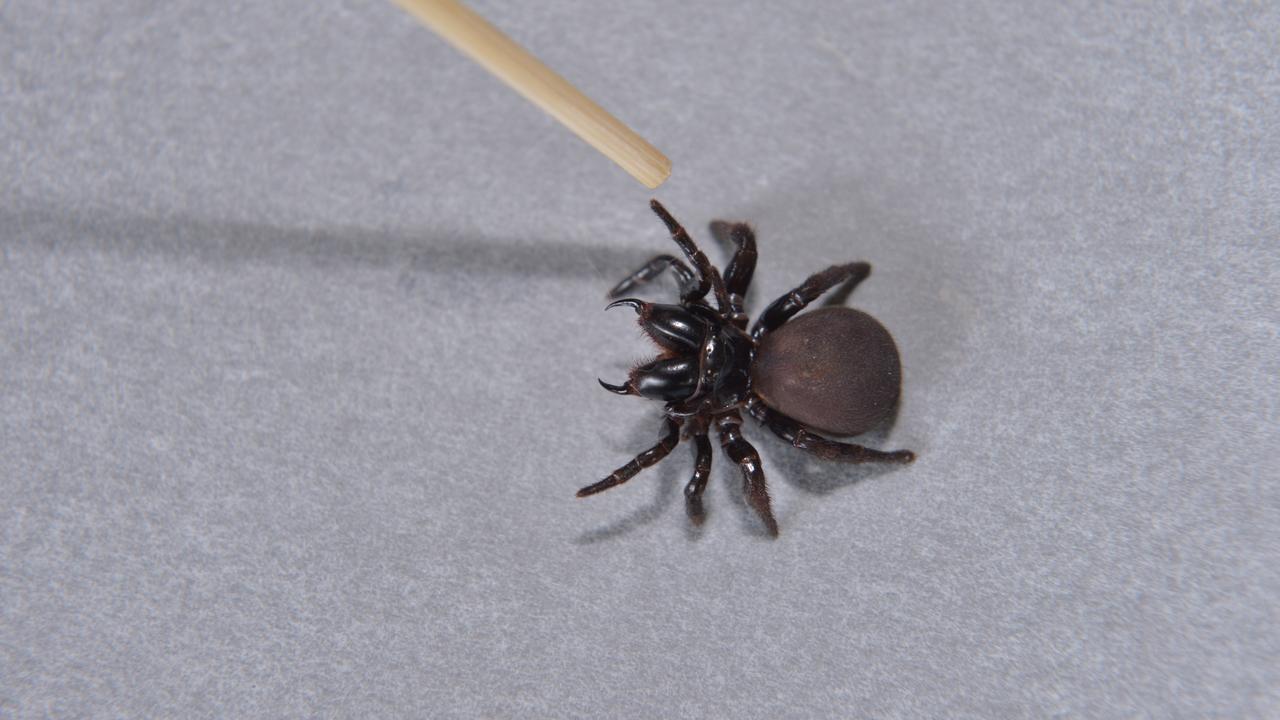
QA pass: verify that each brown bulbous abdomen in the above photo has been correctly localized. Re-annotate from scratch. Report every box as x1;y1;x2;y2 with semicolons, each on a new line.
751;307;902;436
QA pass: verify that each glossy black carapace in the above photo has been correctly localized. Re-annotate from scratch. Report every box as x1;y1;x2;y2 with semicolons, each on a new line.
578;200;914;537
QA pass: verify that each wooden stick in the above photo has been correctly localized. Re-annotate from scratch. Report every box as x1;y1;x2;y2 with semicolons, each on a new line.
391;0;672;189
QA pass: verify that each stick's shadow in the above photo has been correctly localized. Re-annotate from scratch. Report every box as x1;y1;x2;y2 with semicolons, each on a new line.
5;205;652;286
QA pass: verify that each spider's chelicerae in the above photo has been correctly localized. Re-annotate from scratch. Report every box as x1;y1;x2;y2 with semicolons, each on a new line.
578;200;915;537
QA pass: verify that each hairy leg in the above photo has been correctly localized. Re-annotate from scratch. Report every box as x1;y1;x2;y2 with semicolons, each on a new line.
577;417;683;497
748;399;914;463
684;431;713;525
607;254;697;299
751;262;870;340
716;411;779;537
711;220;756;327
649;200;731;311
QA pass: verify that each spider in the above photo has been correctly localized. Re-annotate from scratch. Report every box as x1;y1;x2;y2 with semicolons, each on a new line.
578;200;915;536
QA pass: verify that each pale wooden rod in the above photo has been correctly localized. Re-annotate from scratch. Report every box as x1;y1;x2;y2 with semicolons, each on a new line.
391;0;672;189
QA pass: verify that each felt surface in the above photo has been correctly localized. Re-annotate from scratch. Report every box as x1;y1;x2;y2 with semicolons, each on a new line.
3;1;1278;717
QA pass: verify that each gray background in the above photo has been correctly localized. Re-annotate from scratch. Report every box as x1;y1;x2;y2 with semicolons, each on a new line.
3;1;1277;717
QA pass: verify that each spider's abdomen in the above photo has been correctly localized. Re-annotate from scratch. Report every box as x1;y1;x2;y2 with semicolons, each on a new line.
751;306;901;436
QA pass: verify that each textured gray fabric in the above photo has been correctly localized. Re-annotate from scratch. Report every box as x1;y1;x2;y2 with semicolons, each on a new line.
3;1;1278;717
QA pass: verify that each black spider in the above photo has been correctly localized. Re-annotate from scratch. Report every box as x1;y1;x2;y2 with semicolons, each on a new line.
578;200;915;536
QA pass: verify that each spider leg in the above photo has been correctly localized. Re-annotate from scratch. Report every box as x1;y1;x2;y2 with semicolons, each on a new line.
716;410;779;537
748;399;915;464
684;431;713;525
577;417;683;498
649;200;732;311
711;221;756;327
607;254;697;299
750;262;871;340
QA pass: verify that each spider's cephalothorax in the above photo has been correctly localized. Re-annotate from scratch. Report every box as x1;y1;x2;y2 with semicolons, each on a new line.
578;200;915;537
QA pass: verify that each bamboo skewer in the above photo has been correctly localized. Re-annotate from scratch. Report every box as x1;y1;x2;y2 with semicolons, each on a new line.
391;0;672;189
